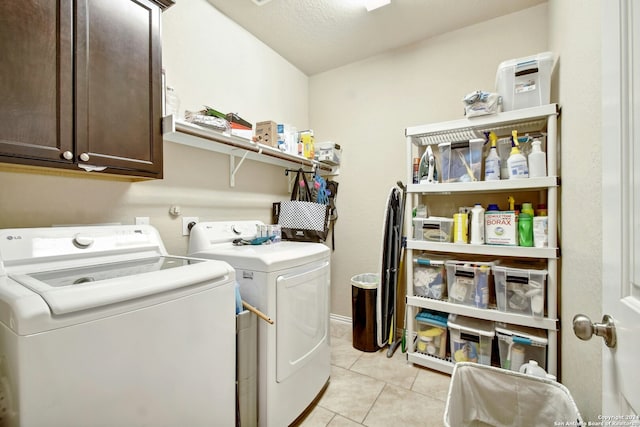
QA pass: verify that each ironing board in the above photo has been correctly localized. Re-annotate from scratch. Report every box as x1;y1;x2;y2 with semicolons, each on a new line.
376;183;406;354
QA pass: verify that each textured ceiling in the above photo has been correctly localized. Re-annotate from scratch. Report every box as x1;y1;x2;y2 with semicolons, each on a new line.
206;0;546;76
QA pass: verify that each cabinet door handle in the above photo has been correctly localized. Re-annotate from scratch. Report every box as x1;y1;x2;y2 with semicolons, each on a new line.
79;152;90;162
62;151;74;160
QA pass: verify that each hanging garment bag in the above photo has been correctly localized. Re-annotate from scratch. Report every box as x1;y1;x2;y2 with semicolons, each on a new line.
274;169;330;242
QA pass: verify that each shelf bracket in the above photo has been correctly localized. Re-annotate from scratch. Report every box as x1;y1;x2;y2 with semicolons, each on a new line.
229;149;251;187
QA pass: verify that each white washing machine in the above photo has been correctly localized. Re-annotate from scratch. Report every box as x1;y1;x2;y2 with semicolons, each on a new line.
188;220;331;427
0;225;236;427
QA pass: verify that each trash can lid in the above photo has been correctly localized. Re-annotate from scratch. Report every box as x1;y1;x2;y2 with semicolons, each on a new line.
351;273;379;290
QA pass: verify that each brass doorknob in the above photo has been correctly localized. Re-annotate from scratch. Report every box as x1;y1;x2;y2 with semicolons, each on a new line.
573;314;616;348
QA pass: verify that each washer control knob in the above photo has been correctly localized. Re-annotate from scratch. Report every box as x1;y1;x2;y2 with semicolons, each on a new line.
79;152;90;162
232;225;242;235
73;234;94;248
62;151;74;160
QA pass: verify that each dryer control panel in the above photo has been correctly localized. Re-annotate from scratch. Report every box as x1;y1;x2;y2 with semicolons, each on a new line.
188;221;263;246
0;225;163;275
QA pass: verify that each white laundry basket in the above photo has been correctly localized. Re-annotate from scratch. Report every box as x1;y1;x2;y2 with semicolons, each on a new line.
444;362;582;427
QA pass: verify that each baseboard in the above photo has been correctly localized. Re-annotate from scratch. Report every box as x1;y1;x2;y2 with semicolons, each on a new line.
329;313;351;324
329;314;404;344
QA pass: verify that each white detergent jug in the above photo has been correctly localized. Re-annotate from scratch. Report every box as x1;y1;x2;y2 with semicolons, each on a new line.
519;360;547;378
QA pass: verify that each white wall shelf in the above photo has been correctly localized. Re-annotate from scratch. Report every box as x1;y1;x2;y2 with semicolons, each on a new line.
162;115;339;186
404;104;560;377
407;241;558;259
407;176;558;194
406;296;558;330
405;104;558;146
407;352;454;374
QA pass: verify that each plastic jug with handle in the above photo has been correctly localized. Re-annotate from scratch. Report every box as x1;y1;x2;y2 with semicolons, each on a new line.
519;360;547;378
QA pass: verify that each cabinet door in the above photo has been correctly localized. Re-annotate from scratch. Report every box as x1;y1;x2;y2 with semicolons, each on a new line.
0;0;74;163
75;0;163;178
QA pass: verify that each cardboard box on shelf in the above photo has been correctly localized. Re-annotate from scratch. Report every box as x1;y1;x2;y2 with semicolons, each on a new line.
255;121;278;148
485;211;518;246
299;130;314;159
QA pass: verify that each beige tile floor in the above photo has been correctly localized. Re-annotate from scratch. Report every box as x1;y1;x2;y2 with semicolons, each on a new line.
293;319;451;427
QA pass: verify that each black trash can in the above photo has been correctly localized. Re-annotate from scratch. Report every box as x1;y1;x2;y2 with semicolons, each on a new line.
351;273;380;352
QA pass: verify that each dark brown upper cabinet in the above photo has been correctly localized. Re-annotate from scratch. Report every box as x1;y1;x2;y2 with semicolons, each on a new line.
0;0;174;179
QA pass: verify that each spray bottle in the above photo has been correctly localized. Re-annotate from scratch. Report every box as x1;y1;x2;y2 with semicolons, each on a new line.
528;139;547;178
507;130;529;179
484;131;501;181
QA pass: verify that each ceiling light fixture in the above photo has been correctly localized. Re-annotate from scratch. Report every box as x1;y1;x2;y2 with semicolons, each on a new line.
365;0;390;12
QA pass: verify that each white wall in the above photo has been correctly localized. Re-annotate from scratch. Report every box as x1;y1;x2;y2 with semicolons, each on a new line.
549;0;602;421
309;4;549;319
161;0;309;128
0;0;309;257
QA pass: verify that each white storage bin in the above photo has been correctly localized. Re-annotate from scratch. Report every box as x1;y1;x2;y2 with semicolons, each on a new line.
496;51;554;111
448;314;494;365
314;141;341;165
437;139;483;183
493;266;547;318
446;261;494;309
495;323;548;372
413;217;453;242
413;258;447;300
415;310;448;359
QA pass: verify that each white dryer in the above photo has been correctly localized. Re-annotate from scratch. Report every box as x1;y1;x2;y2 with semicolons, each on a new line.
188;221;331;427
0;225;236;427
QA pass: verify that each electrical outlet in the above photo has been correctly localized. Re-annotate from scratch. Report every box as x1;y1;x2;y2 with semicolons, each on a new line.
135;217;150;225
182;217;198;236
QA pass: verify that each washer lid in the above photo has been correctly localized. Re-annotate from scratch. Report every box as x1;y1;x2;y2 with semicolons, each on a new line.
189;241;329;272
10;256;232;315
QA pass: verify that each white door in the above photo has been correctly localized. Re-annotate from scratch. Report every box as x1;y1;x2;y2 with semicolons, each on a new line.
599;0;640;416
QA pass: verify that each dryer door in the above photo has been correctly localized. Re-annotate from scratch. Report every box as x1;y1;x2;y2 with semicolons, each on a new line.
276;259;330;383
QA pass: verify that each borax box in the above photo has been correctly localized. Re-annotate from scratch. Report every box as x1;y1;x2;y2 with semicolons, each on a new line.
485;211;518;245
